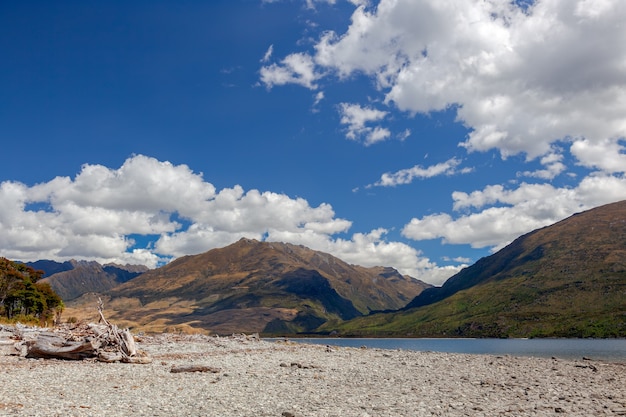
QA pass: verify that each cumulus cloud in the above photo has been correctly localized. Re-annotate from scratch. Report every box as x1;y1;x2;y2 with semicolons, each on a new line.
402;174;626;251
259;0;626;283
571;138;626;173
0;155;452;284
261;0;626;167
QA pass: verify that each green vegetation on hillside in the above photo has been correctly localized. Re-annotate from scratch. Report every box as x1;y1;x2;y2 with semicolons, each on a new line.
325;274;626;338
0;258;64;325
322;201;626;338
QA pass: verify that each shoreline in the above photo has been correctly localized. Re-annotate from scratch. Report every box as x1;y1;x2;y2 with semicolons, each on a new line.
271;336;626;364
1;333;625;416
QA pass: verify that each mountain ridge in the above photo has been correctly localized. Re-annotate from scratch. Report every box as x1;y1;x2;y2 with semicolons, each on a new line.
64;239;431;334
327;200;626;338
31;260;148;301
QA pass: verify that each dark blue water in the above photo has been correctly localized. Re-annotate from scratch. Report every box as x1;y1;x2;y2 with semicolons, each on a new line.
277;338;626;362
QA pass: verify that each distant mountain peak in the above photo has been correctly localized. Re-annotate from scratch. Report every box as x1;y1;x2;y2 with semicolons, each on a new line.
29;260;148;301
68;239;432;335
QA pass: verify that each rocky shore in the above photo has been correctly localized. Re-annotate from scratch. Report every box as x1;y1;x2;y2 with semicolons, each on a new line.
1;330;625;416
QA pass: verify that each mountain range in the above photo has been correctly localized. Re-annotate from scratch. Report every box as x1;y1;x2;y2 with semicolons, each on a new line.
23;200;626;337
328;200;626;338
57;239;430;334
26;260;148;301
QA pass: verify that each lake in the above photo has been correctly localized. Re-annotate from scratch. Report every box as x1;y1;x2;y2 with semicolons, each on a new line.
275;338;626;362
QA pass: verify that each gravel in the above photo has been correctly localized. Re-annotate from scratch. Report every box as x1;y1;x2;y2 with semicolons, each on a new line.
1;333;625;416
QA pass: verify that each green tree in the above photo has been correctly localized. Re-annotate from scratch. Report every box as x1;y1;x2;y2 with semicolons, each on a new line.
0;257;63;324
35;281;65;322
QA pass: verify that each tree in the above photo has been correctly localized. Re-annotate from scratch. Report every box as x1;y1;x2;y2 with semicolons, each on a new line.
0;257;63;323
35;281;65;322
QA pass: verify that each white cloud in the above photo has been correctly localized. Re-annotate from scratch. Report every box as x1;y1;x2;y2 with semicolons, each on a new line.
260;52;320;89
305;0;337;9
158;185;353;254
0;155;216;266
261;44;273;63
260;0;626;267
338;102;391;145
371;157;466;187
313;91;324;105
366;126;391;145
43;155;217;217
0;155;455;284
397;128;411;141
518;149;567;180
262;0;626;169
575;0;615;18
402;173;626;250
312;91;325;112
571;138;626;173
254;0;626;283
442;256;472;264
263;0;359;11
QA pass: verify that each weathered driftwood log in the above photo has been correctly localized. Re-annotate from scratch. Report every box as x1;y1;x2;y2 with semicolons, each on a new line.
97;350;123;363
170;365;221;373
26;335;100;360
21;299;152;363
119;327;137;357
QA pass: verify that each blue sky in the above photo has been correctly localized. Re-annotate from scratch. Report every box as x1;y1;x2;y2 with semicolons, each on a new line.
1;0;626;285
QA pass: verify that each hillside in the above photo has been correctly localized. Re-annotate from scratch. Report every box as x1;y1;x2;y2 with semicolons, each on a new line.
34;260;147;301
327;200;626;338
67;239;430;334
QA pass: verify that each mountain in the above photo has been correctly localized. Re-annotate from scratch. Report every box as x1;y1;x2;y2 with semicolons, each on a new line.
33;260;148;301
69;238;431;334
327;200;626;338
24;259;75;277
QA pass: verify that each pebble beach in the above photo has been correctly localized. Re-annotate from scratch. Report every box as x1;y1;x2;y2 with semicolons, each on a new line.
1;332;626;417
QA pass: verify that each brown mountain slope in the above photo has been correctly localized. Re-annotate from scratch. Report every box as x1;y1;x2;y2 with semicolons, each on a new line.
73;239;430;334
38;260;148;301
329;200;626;338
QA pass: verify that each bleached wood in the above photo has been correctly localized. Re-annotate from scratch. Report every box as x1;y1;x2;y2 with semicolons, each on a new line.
170;365;221;373
119;329;137;357
26;338;99;360
18;299;151;363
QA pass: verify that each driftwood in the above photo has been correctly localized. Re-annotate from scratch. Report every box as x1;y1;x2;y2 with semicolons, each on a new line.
170;365;221;374
26;333;99;360
17;298;151;364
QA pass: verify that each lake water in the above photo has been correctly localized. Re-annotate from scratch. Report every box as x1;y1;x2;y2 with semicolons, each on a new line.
276;338;626;363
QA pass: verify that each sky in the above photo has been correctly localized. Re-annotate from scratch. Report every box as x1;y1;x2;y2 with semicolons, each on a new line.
1;0;626;286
